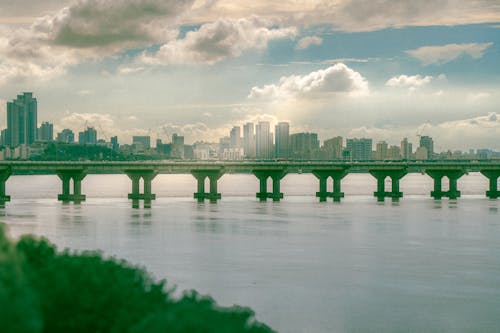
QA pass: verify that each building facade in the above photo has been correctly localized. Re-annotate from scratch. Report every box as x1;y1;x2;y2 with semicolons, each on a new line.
6;92;37;147
274;122;290;159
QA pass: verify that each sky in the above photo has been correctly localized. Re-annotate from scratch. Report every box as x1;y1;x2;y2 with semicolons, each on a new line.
0;0;499;151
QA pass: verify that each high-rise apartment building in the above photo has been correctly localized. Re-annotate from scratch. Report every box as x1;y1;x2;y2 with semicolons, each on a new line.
78;127;97;145
274;122;290;159
375;141;388;160
132;136;151;150
290;132;319;159
400;137;413;160
243;122;256;159
171;133;185;159
56;129;75;143
346;138;372;161
256;121;273;159
230;126;241;148
6;92;37;147
419;136;434;159
322;136;343;160
38;122;53;142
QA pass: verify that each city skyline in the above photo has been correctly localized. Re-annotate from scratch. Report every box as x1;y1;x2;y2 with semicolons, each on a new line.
0;1;499;150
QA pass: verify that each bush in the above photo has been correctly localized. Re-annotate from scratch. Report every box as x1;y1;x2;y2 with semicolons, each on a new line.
0;224;274;333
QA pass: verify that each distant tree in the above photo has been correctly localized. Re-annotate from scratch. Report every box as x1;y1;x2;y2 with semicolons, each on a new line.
0;224;274;333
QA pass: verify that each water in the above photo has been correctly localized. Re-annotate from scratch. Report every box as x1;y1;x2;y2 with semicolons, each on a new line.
2;173;500;332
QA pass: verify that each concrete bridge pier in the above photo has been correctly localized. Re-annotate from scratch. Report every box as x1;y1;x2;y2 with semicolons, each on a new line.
0;169;11;207
480;170;500;199
369;169;407;202
426;169;465;199
57;170;87;204
312;170;348;202
191;170;224;203
126;170;158;208
253;170;287;202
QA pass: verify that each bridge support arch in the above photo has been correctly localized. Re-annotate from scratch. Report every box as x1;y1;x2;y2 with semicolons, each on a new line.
0;168;11;207
191;170;224;203
253;170;287;202
312;169;348;202
425;169;465;199
480;169;500;199
369;168;407;202
126;170;158;208
57;170;86;204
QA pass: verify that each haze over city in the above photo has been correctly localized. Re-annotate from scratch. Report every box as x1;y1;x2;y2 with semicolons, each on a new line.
0;1;499;150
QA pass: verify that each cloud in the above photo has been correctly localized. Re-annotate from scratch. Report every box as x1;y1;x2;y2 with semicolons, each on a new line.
385;74;433;89
406;42;493;65
139;17;297;65
248;63;369;99
295;36;323;49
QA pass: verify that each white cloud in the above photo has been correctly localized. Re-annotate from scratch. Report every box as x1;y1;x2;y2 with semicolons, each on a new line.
466;92;491;103
406;42;493;65
386;74;433;89
117;66;145;75
248;63;369;99
295;36;323;50
140;17;297;65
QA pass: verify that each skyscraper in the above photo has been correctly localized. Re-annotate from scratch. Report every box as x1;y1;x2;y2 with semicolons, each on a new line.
419;136;434;159
243;122;256;159
171;133;185;159
290;133;319;159
375;141;388;160
322;136;343;160
78;127;97;144
274;122;290;159
6;92;37;147
256;121;273;159
56;129;75;143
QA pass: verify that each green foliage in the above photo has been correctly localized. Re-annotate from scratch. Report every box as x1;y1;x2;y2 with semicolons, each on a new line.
0;224;274;333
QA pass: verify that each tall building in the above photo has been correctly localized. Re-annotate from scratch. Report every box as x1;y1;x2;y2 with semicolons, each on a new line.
346;138;372;161
110;136;119;151
274;122;290;159
375;141;388;160
230;126;241;148
400;137;413;160
6;92;37;147
419;136;434;159
171;133;185;159
387;145;401;160
256;121;273;159
38;122;53;142
56;129;75;143
243;122;256;159
132;136;151;150
322;136;343;160
78;127;97;145
290;133;319;159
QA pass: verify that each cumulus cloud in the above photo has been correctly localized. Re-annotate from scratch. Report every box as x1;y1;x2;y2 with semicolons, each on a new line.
139;17;297;65
385;74;433;89
248;63;369;99
406;42;493;65
295;36;323;49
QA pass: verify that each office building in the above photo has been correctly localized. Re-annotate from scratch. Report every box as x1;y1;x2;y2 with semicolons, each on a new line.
230;126;242;148
132;136;151;150
256;121;273;159
110;136;119;151
6;92;37;147
243;122;256;159
275;122;290;159
171;133;184;159
346;138;372;161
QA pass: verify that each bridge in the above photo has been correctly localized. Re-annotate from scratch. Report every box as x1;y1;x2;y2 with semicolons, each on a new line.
0;160;499;208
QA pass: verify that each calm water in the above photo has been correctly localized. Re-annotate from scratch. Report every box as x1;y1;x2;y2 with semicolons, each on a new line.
2;173;500;332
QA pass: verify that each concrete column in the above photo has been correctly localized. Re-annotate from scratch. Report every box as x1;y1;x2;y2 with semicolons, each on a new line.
126;170;158;208
480;170;500;199
57;170;86;203
253;170;286;202
369;169;406;202
0;169;11;208
312;169;348;202
191;170;223;202
426;169;465;200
